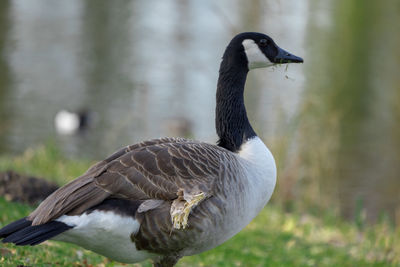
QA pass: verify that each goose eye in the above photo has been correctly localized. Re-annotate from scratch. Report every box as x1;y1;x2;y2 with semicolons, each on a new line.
259;39;268;46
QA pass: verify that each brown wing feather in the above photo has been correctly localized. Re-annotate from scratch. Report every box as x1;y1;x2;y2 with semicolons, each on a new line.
28;138;223;225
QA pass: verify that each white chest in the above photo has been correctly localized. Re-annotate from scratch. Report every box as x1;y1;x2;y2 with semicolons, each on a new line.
238;137;277;210
224;137;276;237
186;137;276;255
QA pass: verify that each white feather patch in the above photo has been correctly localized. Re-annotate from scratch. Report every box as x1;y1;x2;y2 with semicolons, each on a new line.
242;39;274;69
54;110;80;135
54;210;155;263
238;137;277;215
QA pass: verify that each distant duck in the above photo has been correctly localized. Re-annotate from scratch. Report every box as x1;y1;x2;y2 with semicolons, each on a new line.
0;32;303;267
54;109;91;135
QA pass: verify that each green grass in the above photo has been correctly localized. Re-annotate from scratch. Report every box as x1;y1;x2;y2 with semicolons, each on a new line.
0;142;92;186
1;145;399;266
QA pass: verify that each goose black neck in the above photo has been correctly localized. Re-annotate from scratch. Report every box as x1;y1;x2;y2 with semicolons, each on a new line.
216;49;257;152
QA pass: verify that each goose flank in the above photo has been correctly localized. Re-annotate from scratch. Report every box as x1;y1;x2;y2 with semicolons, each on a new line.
0;32;303;267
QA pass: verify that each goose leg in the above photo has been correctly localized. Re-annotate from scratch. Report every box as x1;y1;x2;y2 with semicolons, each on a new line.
153;255;180;267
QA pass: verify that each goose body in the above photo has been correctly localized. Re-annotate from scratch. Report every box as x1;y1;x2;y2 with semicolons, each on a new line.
0;32;303;266
52;136;275;263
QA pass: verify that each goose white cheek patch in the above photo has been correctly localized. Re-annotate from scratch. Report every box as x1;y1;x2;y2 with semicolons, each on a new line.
242;39;274;69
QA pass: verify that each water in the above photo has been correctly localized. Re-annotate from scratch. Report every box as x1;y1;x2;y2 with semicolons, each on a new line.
0;0;399;223
0;0;307;159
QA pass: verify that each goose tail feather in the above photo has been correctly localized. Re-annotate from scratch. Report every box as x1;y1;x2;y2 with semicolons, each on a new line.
0;217;72;246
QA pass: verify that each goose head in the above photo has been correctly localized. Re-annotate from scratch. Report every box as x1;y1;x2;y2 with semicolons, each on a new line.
216;32;303;152
223;32;303;70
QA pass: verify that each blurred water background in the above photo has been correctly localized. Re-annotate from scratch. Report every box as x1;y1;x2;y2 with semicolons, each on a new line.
0;0;399;224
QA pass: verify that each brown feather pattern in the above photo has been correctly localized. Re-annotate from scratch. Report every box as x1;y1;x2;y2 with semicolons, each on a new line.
27;137;247;258
28;137;228;238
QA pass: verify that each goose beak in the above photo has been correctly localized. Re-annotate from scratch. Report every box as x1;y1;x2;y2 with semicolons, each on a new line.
273;47;303;64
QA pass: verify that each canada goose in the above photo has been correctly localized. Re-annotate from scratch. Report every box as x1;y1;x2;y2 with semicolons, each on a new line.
0;32;303;267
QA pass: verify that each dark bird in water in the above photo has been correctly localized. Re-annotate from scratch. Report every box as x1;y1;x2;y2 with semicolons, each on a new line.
0;32;303;267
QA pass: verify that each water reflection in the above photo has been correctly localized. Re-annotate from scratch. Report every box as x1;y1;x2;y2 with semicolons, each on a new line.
0;0;307;159
0;1;13;153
